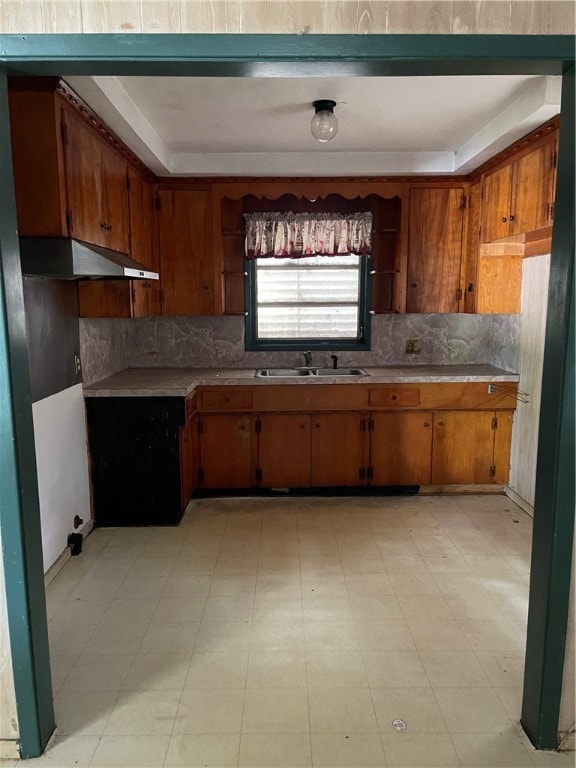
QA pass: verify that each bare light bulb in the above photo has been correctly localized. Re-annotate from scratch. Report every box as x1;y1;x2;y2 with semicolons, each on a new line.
311;99;338;142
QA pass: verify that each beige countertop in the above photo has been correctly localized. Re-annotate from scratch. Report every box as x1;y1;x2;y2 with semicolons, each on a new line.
83;365;519;398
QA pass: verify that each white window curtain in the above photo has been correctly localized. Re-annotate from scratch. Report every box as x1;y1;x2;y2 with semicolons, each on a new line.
244;212;372;259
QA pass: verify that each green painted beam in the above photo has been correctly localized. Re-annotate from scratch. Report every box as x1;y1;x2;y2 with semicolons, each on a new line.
0;68;55;759
521;62;575;750
0;33;572;76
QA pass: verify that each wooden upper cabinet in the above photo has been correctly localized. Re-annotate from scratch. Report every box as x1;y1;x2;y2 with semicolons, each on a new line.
406;188;465;313
481;136;557;242
481;165;513;243
63;106;130;253
157;189;215;316
8;85;68;237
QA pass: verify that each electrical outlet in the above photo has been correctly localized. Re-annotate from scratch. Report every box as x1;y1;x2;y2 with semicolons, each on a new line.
405;339;421;354
74;354;82;375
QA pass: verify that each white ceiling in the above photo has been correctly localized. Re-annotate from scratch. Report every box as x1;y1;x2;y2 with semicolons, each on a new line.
65;74;561;177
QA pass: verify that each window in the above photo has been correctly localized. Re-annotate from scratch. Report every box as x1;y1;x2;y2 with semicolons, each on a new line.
245;253;371;351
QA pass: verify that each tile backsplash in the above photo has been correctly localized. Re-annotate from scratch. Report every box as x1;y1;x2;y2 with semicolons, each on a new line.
81;314;519;386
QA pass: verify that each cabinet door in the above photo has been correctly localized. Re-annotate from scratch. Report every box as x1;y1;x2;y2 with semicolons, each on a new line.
100;140;130;253
406;188;465;313
199;414;252;488
371;412;432;485
481;165;513;243
510;143;554;236
431;411;496;484
63;107;106;247
310;413;366;486
158;190;215;316
257;414;310;488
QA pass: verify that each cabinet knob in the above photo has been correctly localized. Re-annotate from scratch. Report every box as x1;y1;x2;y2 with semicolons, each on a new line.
509;214;515;222
391;394;398;401
411;283;417;288
501;217;507;223
423;421;430;428
437;420;445;428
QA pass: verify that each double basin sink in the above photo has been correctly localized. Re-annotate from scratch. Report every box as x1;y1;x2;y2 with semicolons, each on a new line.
255;367;368;378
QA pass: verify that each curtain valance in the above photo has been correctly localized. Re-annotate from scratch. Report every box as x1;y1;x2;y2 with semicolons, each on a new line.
244;212;372;259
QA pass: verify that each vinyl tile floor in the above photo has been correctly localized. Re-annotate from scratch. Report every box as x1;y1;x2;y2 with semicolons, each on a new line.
12;495;575;767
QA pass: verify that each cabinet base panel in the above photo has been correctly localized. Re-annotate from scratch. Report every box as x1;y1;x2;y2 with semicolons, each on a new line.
193;485;420;498
419;484;506;494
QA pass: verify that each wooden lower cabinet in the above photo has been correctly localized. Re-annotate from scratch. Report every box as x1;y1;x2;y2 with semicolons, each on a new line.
371;412;433;485
310;413;366;487
198;413;252;488
257;414;310;488
431;410;513;484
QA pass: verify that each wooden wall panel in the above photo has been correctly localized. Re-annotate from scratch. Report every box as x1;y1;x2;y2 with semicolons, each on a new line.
453;1;512;34
181;0;241;32
388;1;452;33
42;0;82;32
142;0;181;32
0;0;573;34
0;1;43;32
80;0;142;33
239;1;326;34
326;2;388;34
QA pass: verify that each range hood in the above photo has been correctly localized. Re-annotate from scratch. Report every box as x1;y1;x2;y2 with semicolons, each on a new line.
19;237;159;280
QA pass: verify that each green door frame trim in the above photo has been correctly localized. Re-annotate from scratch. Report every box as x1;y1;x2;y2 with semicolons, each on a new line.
0;68;55;759
0;33;573;757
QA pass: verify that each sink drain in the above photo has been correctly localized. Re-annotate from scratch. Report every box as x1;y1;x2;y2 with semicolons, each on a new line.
392;719;407;732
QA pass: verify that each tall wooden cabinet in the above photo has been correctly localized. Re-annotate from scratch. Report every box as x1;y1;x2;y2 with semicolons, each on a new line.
406;188;465;313
157;189;216;316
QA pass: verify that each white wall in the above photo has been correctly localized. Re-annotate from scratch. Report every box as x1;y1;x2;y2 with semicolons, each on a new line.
32;384;92;572
508;254;551;513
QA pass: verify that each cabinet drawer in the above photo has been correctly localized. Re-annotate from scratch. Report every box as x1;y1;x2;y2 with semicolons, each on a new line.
200;389;253;411
369;387;421;407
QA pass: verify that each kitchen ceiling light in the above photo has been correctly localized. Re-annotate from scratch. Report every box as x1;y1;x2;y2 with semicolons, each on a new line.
311;100;338;142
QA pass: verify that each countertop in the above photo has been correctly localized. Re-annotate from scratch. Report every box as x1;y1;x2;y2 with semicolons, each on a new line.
83;365;519;398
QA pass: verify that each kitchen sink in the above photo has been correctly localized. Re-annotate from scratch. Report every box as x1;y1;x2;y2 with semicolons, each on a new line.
256;368;314;377
312;368;367;376
255;367;367;378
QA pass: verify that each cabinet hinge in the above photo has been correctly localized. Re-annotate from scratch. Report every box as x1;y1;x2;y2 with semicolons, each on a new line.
255;418;262;434
130;286;136;304
360;418;365;432
456;288;463;301
255;468;262;482
367;467;374;480
548;202;555;222
359;467;366;481
197;419;203;434
198;468;205;483
370;418;374;432
489;465;496;478
126;174;131;191
460;194;467;210
552;150;558;169
65;208;73;233
60;121;68;146
154;196;161;211
492;416;498;430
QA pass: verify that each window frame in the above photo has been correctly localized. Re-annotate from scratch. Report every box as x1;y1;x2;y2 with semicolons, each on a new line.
244;254;372;352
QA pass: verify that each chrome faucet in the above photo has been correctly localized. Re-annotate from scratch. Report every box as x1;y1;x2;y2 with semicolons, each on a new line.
331;354;338;370
303;351;312;367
